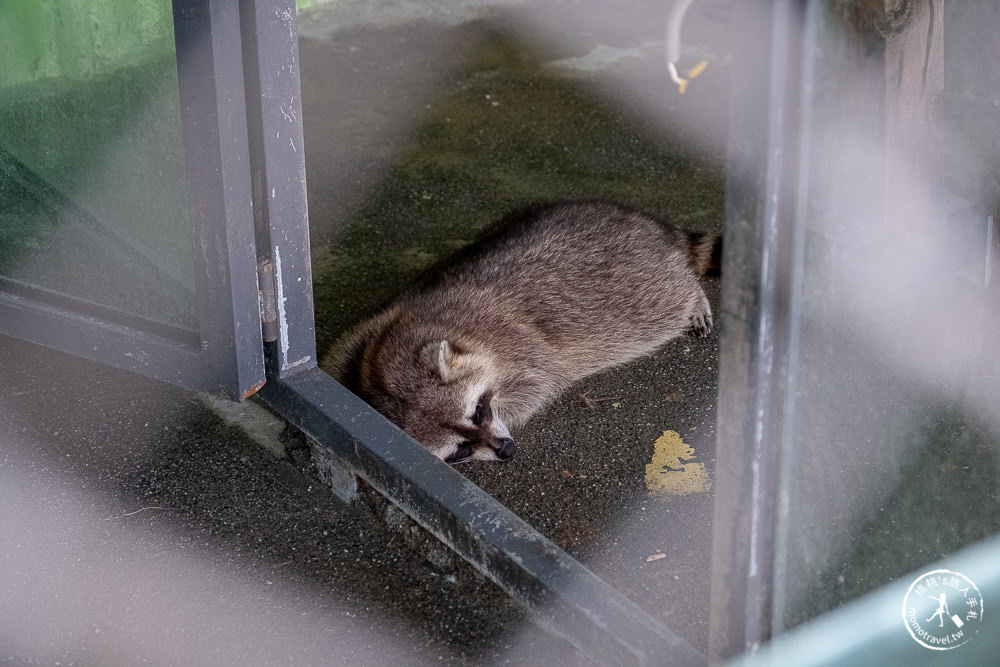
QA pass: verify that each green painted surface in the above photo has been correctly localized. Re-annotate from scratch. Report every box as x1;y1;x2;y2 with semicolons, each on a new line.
0;0;174;86
0;0;195;331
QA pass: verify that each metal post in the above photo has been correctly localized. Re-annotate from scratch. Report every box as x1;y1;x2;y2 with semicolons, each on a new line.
709;0;810;661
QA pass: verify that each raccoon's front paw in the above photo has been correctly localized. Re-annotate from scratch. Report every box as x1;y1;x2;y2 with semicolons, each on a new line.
689;297;713;338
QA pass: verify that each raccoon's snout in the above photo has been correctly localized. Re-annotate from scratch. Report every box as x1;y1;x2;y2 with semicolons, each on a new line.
495;437;515;460
444;437;515;464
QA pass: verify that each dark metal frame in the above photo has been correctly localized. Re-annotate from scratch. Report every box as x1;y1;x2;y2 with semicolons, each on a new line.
238;0;317;378
0;0;264;400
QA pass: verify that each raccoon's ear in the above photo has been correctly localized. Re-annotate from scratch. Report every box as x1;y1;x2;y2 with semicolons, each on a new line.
418;340;462;382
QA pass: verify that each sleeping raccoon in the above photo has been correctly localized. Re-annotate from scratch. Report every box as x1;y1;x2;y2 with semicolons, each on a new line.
322;200;721;463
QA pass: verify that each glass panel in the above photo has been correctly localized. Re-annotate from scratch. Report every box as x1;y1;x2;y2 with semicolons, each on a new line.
771;1;1000;635
0;0;197;335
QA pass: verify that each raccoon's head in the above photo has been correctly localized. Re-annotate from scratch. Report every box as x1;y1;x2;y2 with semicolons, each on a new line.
366;339;516;464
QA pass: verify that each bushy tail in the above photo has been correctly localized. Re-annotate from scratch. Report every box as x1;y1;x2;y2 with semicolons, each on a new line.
686;231;723;276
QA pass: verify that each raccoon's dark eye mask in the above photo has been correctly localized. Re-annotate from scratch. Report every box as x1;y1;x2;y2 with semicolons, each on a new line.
445;443;474;464
471;391;493;426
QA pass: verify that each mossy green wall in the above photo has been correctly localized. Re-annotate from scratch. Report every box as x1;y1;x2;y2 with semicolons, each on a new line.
0;0;339;86
0;0;175;86
295;0;339;13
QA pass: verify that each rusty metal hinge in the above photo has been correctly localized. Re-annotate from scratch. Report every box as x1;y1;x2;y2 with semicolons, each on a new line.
257;258;278;343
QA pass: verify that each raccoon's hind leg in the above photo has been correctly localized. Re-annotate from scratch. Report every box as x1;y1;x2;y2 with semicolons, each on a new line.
689;294;713;338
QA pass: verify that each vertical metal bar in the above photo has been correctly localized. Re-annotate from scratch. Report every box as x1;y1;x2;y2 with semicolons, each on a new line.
238;0;317;378
172;0;265;399
709;0;809;661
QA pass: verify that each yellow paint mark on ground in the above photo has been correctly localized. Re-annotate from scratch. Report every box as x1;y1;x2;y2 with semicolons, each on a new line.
645;430;711;495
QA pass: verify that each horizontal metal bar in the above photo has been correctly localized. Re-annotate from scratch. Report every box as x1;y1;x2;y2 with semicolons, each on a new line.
259;366;705;667
0;290;234;397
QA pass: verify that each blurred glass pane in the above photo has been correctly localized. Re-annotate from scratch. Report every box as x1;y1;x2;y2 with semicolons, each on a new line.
771;1;1000;635
0;0;197;335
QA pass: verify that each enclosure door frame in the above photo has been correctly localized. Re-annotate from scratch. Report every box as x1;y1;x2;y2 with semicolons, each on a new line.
0;0;265;400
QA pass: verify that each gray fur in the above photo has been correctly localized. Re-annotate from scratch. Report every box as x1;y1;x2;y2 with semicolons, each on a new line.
321;201;719;463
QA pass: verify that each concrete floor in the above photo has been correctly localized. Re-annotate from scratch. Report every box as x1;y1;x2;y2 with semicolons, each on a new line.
1;334;577;664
